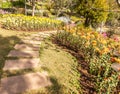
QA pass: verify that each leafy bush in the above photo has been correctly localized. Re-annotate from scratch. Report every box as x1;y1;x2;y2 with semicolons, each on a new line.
11;0;25;8
1;0;24;8
70;16;85;23
1;2;12;8
54;28;120;93
1;14;64;31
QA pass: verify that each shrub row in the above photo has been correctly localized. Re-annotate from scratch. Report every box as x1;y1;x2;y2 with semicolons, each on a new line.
1;14;64;31
54;28;120;93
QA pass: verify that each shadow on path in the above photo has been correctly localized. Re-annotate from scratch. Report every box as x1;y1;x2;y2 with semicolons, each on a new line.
0;35;21;80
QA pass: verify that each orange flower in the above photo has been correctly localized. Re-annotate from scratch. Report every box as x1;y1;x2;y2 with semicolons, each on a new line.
111;57;115;62
111;57;120;63
86;36;90;40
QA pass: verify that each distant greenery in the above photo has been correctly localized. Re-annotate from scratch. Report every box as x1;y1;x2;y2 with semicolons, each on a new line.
1;2;12;8
106;0;120;27
70;16;85;24
11;0;25;8
47;0;72;16
0;0;119;28
0;0;24;8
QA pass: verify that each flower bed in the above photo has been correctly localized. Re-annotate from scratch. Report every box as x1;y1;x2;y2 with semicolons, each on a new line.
54;27;120;93
1;14;64;31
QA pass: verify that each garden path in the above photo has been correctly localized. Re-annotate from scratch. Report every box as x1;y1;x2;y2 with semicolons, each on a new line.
0;31;56;94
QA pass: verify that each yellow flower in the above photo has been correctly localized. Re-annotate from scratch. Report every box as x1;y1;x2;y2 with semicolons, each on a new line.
102;47;109;54
94;47;101;53
116;59;120;63
81;36;86;39
85;42;90;47
112;58;120;63
101;40;107;44
70;29;75;33
77;32;81;35
86;33;91;36
92;41;97;46
90;35;95;38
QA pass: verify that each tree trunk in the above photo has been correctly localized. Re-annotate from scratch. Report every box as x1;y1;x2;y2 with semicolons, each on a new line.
116;0;120;7
32;0;35;16
84;17;91;27
25;0;27;15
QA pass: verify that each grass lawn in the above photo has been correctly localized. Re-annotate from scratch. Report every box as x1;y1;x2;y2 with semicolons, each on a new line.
23;39;81;94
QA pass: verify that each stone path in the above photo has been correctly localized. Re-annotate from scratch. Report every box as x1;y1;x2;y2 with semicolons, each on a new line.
7;50;39;58
0;72;51;94
0;31;56;94
111;63;120;72
3;58;40;71
14;44;39;51
21;40;41;45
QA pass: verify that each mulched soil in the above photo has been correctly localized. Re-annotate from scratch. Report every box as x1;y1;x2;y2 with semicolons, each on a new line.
65;50;97;94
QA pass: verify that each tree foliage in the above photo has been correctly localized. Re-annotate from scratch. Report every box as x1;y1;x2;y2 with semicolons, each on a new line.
106;0;120;27
48;0;73;16
73;0;109;27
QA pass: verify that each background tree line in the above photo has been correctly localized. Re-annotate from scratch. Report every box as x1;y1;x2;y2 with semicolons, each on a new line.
0;0;120;28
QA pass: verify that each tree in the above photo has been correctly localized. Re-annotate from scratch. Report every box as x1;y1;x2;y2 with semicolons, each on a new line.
106;0;120;27
26;0;37;16
116;0;120;7
73;0;109;27
31;0;35;16
50;0;73;16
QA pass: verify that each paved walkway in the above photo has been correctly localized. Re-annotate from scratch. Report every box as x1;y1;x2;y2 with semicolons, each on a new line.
0;72;51;94
3;58;40;71
0;31;56;94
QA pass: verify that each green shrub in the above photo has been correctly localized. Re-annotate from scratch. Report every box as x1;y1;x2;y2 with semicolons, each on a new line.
11;0;25;8
70;16;85;23
1;2;12;8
